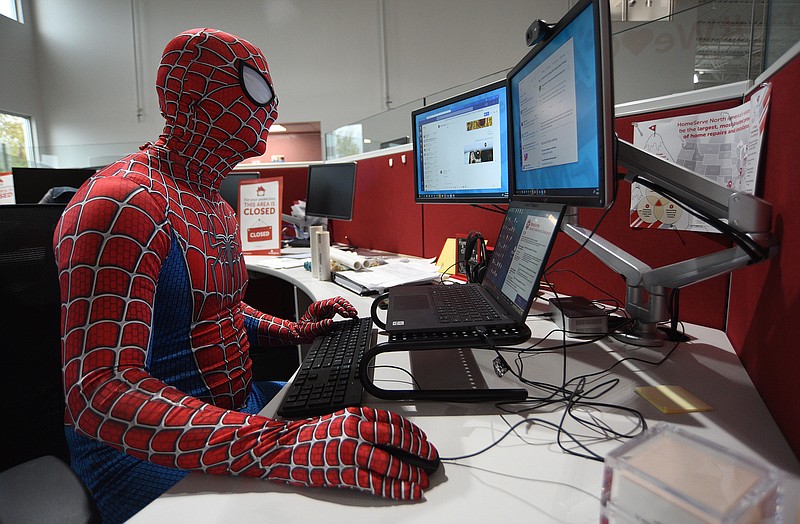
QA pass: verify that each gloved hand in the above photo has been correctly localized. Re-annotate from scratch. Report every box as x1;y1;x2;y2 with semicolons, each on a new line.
250;297;359;345
301;296;358;323
293;296;358;341
260;407;439;499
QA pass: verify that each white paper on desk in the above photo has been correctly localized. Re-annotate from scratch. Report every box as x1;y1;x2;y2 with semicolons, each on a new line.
249;257;308;269
335;258;440;292
281;251;311;259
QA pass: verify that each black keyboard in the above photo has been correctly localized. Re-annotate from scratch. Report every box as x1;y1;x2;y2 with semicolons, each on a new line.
276;317;375;419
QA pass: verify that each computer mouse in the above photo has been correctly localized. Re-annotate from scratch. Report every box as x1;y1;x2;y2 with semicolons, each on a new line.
376;444;441;475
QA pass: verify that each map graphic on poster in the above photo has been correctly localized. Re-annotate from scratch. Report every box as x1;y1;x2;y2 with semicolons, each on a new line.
238;176;282;255
630;83;771;232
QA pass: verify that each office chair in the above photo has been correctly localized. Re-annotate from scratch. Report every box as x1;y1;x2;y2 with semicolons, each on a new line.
0;204;100;523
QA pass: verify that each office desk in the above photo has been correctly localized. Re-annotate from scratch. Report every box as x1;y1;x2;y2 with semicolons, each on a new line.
130;256;800;523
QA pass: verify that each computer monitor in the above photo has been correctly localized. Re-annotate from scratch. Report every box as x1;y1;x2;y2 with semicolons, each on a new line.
219;171;260;213
11;167;96;204
305;162;357;221
507;0;615;209
412;80;509;204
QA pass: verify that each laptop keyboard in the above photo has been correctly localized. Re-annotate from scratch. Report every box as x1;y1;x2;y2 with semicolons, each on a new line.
431;285;501;324
276;317;374;419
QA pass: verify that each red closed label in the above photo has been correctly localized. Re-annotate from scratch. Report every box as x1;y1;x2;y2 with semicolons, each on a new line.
247;225;272;242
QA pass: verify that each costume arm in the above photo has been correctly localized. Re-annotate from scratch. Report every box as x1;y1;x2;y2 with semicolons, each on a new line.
55;176;435;499
242;297;358;346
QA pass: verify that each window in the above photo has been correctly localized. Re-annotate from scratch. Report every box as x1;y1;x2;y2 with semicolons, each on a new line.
610;0;672;22
0;113;33;171
0;0;21;22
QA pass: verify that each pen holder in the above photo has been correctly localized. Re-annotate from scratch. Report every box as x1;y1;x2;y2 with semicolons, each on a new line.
309;225;324;279
316;231;331;281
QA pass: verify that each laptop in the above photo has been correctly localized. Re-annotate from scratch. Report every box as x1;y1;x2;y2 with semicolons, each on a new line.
386;200;564;334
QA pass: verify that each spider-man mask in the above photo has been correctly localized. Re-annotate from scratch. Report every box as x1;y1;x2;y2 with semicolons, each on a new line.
155;28;278;175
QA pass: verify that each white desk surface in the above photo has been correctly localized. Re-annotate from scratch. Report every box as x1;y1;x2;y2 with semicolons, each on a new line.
129;255;800;523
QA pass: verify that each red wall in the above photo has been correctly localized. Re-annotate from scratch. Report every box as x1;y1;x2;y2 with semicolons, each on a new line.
333;153;424;256
726;56;800;459
240;133;323;164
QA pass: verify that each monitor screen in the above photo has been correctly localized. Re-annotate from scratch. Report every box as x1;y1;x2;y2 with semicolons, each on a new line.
305;162;357;221
11;167;96;204
412;80;509;204
219;171;259;213
508;0;615;209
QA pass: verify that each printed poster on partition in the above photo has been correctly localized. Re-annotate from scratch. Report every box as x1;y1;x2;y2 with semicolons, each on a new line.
238;176;282;255
629;83;771;232
0;172;15;204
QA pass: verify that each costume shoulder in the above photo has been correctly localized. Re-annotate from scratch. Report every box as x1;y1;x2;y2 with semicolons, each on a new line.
56;151;173;261
93;151;170;203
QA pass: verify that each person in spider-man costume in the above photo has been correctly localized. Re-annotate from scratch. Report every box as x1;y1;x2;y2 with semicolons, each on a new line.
53;28;438;523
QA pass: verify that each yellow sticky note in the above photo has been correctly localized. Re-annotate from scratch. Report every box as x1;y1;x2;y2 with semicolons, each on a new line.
436;237;457;274
635;385;713;414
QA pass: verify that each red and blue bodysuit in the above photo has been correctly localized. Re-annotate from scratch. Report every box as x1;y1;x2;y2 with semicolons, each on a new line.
53;28;438;523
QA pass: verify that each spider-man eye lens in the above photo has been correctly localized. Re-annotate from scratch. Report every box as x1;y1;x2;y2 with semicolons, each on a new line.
239;61;275;107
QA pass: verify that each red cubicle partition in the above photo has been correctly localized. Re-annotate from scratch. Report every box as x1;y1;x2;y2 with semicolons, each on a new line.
244;165;310;215
726;54;800;459
246;154;424;257
332;152;424;256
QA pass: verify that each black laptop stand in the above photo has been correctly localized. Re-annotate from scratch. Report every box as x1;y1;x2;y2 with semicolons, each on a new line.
358;315;531;402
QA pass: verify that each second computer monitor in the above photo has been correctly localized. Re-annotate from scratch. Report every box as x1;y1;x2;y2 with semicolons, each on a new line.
305;162;357;221
11;167;96;204
507;0;615;209
412;80;509;204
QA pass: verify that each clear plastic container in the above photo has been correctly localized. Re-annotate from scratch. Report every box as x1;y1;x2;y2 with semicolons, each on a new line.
601;423;782;524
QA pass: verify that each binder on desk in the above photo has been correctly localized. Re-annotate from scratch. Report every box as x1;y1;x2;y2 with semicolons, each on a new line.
332;271;378;295
331;259;441;295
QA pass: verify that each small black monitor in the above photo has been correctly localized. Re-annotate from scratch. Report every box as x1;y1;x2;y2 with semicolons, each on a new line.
508;0;615;209
11;167;96;204
412;80;509;204
219;171;260;213
305;162;357;221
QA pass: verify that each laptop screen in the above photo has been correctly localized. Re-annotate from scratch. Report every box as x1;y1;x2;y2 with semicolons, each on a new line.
481;200;564;322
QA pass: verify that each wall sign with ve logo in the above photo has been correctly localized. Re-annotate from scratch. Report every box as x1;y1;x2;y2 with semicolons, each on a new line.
238;176;282;255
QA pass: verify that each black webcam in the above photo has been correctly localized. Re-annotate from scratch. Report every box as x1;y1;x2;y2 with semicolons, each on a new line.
525;19;556;47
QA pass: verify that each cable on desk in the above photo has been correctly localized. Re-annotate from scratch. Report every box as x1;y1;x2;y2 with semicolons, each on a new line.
469;203;507;215
471;318;688;463
369;292;389;330
502;319;684;396
436;261;460;285
542;136;622;277
544;200;616;274
633;176;768;263
543;267;625;313
371;365;422;390
439;415;597;461
479;326;633;458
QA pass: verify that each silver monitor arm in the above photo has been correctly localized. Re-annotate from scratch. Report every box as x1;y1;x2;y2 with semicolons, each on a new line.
561;138;778;346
